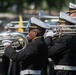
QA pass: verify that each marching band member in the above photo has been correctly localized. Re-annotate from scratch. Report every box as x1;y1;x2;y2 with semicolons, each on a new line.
48;12;76;75
2;17;49;75
68;2;76;18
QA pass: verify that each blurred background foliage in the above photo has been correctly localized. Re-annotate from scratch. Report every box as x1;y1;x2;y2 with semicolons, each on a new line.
0;0;75;15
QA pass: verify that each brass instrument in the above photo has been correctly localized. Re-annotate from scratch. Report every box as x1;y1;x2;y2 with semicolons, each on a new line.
5;21;29;35
0;32;28;75
47;25;76;36
39;10;59;22
6;21;28;28
0;32;28;56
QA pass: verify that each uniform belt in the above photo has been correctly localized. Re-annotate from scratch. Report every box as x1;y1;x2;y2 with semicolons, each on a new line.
20;69;41;75
54;65;76;71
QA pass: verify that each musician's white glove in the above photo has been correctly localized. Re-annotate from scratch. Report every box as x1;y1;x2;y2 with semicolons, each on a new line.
2;40;12;46
45;31;56;37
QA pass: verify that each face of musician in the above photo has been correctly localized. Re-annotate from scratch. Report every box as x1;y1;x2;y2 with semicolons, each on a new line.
70;12;76;18
59;23;66;26
28;29;40;40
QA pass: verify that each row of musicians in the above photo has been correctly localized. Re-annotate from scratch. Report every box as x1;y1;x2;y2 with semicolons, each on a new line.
1;3;76;75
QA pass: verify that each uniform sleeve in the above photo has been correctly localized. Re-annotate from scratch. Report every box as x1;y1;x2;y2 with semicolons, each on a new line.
45;36;52;46
48;36;67;59
4;43;38;61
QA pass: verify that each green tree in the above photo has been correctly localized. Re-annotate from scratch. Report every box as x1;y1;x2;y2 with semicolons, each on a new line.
25;0;44;9
45;0;66;13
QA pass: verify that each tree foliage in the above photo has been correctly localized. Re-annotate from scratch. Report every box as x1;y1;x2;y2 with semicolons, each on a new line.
0;0;75;13
25;0;44;9
45;0;67;12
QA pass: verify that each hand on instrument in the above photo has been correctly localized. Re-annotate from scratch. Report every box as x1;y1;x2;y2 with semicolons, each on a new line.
45;30;56;37
2;40;12;46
